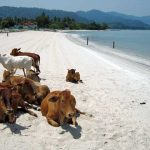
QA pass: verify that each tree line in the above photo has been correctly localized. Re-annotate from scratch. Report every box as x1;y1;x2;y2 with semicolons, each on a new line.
0;12;109;30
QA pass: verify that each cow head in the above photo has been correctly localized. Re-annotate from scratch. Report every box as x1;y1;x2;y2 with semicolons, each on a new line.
68;69;76;75
0;96;16;124
49;90;76;119
10;48;21;56
3;70;12;82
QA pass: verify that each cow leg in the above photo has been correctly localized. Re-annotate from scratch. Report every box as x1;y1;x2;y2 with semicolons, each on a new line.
75;108;86;115
72;116;78;126
46;115;59;127
23;68;26;77
19;99;37;117
13;68;17;74
24;108;37;117
10;69;15;76
59;114;65;126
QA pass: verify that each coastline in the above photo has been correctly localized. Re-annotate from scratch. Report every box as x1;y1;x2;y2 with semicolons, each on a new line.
0;31;150;149
65;31;150;78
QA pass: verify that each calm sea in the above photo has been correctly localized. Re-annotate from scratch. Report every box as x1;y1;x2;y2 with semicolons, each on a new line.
66;30;150;61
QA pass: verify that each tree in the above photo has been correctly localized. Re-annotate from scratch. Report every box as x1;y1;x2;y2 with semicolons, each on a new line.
36;12;49;28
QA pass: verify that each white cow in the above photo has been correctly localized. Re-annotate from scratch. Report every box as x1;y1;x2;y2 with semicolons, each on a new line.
0;54;33;77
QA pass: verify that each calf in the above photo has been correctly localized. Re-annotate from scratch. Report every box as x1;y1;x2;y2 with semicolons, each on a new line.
3;69;41;83
0;84;37;123
10;87;37;117
5;76;50;105
0;54;33;77
41;89;84;127
66;69;83;83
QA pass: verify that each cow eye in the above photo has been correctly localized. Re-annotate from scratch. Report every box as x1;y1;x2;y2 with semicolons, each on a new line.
61;99;65;103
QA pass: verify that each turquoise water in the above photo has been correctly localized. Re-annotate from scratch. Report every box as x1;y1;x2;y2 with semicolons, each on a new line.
66;30;150;61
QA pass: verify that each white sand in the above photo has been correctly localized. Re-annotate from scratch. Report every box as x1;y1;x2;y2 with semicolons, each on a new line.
0;31;150;150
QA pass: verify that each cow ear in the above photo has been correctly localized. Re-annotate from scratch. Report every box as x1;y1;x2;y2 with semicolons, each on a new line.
48;95;59;102
18;48;21;51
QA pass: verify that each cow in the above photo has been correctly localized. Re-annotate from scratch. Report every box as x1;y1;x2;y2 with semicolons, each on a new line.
4;75;50;105
10;48;40;73
0;83;37;123
3;69;41;83
66;69;83;83
10;87;38;117
0;54;33;77
23;77;50;104
41;89;85;127
0;96;16;123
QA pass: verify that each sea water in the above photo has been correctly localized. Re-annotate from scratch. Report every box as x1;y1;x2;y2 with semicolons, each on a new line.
66;30;150;61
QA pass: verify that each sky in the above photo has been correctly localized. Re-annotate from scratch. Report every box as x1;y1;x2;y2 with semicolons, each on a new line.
0;0;150;16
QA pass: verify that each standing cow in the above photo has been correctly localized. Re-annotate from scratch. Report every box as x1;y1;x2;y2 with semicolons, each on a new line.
10;48;40;73
0;54;33;77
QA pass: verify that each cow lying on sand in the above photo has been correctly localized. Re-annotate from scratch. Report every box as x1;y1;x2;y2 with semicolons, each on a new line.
3;75;50;105
66;69;83;83
41;89;85;127
3;70;41;83
0;83;37;123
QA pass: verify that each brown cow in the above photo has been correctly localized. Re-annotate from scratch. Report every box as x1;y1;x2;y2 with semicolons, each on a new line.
10;87;37;117
3;69;41;83
66;69;83;83
10;48;40;73
0;83;37;123
41;89;84;127
0;96;16;123
4;75;50;105
0;97;8;123
24;78;50;104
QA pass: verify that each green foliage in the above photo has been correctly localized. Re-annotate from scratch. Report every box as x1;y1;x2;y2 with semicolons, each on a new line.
0;17;15;28
36;12;49;28
0;12;109;30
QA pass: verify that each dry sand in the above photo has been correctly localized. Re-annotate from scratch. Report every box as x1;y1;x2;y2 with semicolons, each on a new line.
0;31;150;150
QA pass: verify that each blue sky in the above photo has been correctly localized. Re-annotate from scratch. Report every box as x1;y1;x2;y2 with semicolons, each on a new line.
0;0;150;16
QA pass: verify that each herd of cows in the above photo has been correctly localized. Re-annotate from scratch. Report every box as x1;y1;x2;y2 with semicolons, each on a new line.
0;48;85;127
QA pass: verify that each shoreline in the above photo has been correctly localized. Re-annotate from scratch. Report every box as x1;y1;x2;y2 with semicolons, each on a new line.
65;31;150;78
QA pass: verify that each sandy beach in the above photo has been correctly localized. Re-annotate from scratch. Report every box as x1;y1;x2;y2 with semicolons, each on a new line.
0;30;150;150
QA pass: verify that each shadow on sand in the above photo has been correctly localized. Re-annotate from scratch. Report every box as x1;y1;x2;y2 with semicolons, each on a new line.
60;124;82;139
2;123;31;135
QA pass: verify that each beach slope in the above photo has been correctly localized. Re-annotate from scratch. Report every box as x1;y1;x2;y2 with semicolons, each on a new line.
0;31;150;150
